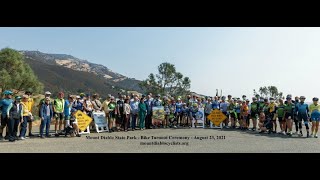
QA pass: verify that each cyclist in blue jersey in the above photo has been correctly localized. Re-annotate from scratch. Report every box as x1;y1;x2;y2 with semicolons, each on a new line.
63;96;70;129
181;103;190;127
204;98;212;127
212;96;220;110
293;96;300;135
220;96;229;128
73;96;83;111
295;96;309;137
190;103;199;128
0;90;13;140
175;98;183;126
309;97;320;138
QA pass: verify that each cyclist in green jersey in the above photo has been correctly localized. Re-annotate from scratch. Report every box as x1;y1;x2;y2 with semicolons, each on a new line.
250;97;259;131
276;99;286;135
284;96;295;136
228;100;237;129
258;97;265;113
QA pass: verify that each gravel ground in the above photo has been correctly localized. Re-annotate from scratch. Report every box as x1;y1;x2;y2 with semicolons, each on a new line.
0;124;319;153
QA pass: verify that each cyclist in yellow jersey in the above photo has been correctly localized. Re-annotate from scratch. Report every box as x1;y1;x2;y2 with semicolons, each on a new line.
25;90;35;137
309;97;320;138
20;95;31;139
268;97;277;133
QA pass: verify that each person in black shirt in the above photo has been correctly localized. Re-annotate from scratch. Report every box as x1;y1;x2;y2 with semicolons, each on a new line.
8;96;23;142
115;94;125;132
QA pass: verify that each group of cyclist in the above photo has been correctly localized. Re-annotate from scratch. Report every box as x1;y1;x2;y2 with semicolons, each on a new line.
1;88;320;142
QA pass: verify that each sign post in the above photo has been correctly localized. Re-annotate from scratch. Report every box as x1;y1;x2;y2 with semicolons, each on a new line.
152;106;165;126
207;109;227;129
93;111;108;133
75;110;93;134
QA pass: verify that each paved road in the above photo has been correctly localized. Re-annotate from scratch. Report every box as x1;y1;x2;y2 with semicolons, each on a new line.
0;125;319;153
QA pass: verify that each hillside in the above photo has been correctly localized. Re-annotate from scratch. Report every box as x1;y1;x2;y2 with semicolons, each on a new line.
21;50;144;97
24;57;124;98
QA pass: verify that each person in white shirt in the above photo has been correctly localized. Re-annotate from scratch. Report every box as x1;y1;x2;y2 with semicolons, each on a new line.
123;98;131;132
130;96;139;131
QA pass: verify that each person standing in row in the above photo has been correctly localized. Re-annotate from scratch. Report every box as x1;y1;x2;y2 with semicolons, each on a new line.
91;94;102;112
20;95;32;140
219;96;229;128
175;98;183;126
64;96;74;128
295;96;309;137
83;94;93;117
39;97;54;138
145;95;153;129
115;94;125;131
130;96;139;131
0;90;13;140
204;98;212;127
310;97;320;138
276;99;286;135
54;92;65;136
38;91;52;136
102;95;111;129
284;95;295;136
7;96;23;142
139;97;147;130
84;94;94;130
240;99;249;130
25;90;35;137
107;96;116;133
268;97;277;133
250;97;259;131
123;98;131;132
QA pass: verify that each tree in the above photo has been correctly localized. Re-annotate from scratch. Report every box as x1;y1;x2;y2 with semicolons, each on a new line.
139;62;191;97
0;48;44;94
259;86;268;97
255;85;283;100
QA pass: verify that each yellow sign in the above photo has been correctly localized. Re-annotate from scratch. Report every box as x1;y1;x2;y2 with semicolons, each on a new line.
75;110;93;132
207;109;227;126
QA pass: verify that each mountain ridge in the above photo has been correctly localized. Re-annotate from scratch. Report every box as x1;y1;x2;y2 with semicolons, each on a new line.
20;50;144;97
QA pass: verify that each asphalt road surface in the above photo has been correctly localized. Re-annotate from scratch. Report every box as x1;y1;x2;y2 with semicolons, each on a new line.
0;124;319;153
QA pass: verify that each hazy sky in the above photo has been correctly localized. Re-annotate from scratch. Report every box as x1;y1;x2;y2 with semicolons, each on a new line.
0;27;318;100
